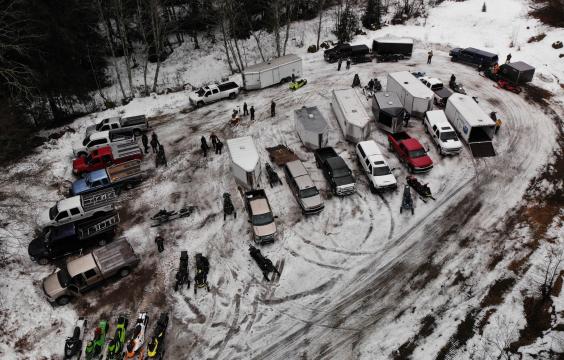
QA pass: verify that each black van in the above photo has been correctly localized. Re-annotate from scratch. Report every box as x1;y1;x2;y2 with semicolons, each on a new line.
449;47;498;67
324;43;370;63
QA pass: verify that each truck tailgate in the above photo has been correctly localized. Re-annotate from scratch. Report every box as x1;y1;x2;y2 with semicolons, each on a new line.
82;188;117;212
469;142;496;157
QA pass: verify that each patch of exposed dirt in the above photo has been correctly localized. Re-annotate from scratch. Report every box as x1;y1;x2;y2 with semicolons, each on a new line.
480;277;516;307
393;315;437;359
523;83;554;108
529;1;564;27
527;33;547;43
477;308;497;335
510;296;554;350
436;309;479;360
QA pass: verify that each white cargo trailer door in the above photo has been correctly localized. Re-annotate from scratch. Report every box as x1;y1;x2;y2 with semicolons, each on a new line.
260;69;274;88
244;73;261;89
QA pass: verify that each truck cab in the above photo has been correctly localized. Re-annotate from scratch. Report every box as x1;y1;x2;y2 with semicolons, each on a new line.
314;147;356;196
284;160;324;214
424;110;463;156
356;141;397;192
72;143;142;176
388;132;433;173
244;190;277;245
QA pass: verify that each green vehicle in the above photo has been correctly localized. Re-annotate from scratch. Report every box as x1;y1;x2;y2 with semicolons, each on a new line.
107;315;128;359
85;320;109;360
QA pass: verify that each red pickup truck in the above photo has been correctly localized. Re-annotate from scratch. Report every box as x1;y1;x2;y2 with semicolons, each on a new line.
388;132;433;173
73;143;143;176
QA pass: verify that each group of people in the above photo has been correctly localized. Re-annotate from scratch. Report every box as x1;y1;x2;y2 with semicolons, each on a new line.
337;57;352;71
200;133;224;157
141;132;167;167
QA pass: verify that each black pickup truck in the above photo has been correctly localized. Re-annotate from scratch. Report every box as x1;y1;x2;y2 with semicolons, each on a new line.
314;147;356;196
323;44;371;63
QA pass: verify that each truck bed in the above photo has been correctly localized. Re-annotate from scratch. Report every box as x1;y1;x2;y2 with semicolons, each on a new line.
107;160;143;183
217;82;239;92
314;147;339;164
93;239;137;274
77;212;119;239
121;115;147;127
81;188;117;212
389;132;412;142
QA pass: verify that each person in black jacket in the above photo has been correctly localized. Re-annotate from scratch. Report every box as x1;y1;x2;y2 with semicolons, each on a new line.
141;133;149;153
250;106;255;121
150;133;160;153
270;100;276;117
155;235;164;253
243;102;248;116
201;136;209;157
215;140;223;154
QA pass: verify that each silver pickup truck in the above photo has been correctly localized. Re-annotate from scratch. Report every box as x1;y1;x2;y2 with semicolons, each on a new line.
42;239;139;305
86;115;149;138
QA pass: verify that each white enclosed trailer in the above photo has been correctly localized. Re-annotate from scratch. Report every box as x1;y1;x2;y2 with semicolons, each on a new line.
242;54;303;90
295;106;329;150
227;136;261;189
444;94;496;157
331;88;371;143
386;71;434;117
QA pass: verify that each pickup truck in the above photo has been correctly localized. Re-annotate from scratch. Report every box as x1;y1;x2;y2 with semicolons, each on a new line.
244;190;277;245
387;132;433;173
85;115;149;138
314;147;356;196
188;81;239;107
419;76;453;108
29;212;119;265
41;239;139;305
75;130;135;157
284;160;324;215
70;160;144;196
356;140;397;193
72;143;143;176
38;188;117;232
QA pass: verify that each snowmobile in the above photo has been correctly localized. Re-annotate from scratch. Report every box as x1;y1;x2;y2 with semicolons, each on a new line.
84;320;109;360
448;78;467;95
147;313;169;359
265;163;282;188
352;74;361;88
194;253;210;294
106;315;128;359
411;71;426;78
174;251;190;291
406;176;435;203
151;206;195;227
249;246;281;281
289;78;307;90
400;185;414;215
125;312;149;359
64;317;87;359
223;192;236;220
495;79;522;94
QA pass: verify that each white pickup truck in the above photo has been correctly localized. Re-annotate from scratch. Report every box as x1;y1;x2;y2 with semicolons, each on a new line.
39;188;117;231
74;130;135;157
188;81;239;107
356;140;398;193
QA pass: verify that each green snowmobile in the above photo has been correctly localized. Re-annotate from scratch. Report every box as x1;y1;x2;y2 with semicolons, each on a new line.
84;320;109;360
289;79;307;91
107;315;128;359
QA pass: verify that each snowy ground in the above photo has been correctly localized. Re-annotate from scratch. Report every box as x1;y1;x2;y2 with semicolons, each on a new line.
0;0;563;359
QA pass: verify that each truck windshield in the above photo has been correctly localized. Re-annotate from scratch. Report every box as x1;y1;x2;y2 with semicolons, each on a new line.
373;166;392;176
300;187;319;198
57;268;71;287
409;149;427;158
196;88;205;96
440;131;458;141
49;205;58;220
252;213;274;226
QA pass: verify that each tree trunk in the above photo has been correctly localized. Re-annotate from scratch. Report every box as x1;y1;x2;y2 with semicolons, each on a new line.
273;0;281;57
149;0;163;93
233;37;245;71
136;0;150;96
317;0;325;50
282;0;292;55
220;18;235;74
115;0;134;97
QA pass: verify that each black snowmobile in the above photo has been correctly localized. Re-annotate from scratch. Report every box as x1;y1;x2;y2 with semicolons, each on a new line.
406;176;435;203
151;206;195;227
174;251;190;291
249;246;281;281
223;192;236;220
147;313;169;359
400;185;414;215
194;253;210;294
265;163;282;188
64;317;87;359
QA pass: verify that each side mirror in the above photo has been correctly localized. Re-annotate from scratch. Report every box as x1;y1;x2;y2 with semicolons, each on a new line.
274;216;279;219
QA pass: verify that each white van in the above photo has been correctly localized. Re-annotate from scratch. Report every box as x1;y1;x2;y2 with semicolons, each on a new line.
424;110;463;156
355;140;397;193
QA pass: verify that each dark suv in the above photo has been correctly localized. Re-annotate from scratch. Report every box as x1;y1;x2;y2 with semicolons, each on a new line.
449;47;498;67
324;44;371;63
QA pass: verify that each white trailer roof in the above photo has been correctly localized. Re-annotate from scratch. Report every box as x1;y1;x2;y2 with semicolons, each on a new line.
388;71;434;99
374;37;413;45
227;136;259;172
332;89;370;128
244;54;301;73
295;106;328;132
447;94;495;127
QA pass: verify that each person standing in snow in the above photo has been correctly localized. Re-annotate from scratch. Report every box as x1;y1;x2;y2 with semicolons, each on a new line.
427;50;433;64
505;53;512;64
210;133;218;150
157;144;167;167
216;139;223;154
201;136;209;157
243;102;248;116
155;235;164;253
271;100;276;117
150;132;160;153
250;106;255;121
346;57;351;70
141;133;149;153
337;58;342;71
403;111;411;127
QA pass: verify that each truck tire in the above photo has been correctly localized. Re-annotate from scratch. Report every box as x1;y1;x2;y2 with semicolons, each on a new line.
97;239;107;246
118;267;131;278
197;101;204;108
229;93;236;99
409;165;415;174
57;296;71;306
369;182;377;194
37;257;49;266
125;182;133;190
133;129;141;137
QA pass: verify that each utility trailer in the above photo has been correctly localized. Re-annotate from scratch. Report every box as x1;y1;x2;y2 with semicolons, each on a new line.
372;92;407;133
372;37;413;62
386;71;434;118
331;88;371;143
294;106;329;150
242;55;302;90
227;136;261;189
444;94;496;157
499;61;535;84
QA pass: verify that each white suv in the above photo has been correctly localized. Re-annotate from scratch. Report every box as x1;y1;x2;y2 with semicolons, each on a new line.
424;110;463;156
356;140;397;193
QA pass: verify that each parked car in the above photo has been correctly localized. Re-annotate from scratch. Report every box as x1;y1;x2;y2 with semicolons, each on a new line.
75;130;135;157
70;160;144;196
41;239;139;305
323;44;371;63
314;147;356;196
424;110;463;156
387;132;433;173
188;81;239;107
28;212;119;265
449;47;498;67
419;76;453;107
244;190;277;245
72;143;143;176
284;160;324;214
38;188;117;232
356;141;397;192
85;115;149;138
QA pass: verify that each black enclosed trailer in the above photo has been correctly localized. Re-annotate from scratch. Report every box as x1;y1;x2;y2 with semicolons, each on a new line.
372;92;407;133
372;38;413;62
499;61;535;84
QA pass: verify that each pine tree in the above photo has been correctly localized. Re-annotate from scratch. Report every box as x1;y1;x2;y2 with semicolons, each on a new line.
362;0;381;30
336;3;358;43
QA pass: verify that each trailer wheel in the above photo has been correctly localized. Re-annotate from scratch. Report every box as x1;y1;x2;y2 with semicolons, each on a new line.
118;267;131;278
229;93;236;99
57;296;71;306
